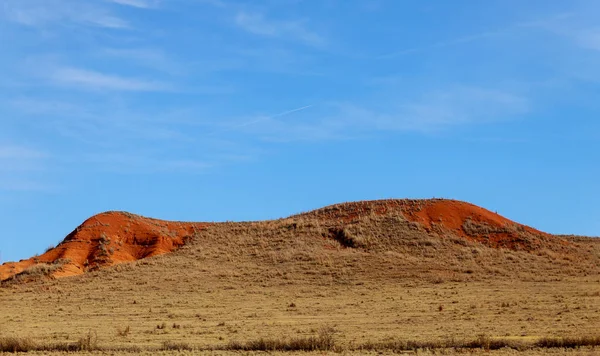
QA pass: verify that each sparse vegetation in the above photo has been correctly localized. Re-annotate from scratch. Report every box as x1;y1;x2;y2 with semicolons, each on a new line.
75;330;98;351
1;259;71;284
161;340;193;351
227;326;336;352
535;335;600;348
117;325;131;337
1;199;599;355
0;336;36;353
1;333;599;353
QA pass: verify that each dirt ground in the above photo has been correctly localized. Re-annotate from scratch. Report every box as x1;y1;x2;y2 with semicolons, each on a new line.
1;266;598;351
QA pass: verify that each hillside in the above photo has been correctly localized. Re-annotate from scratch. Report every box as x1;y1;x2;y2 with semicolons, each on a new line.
1;199;598;283
0;212;209;282
0;199;599;354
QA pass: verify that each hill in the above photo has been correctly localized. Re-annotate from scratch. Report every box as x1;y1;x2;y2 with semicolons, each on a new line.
1;198;597;283
0;199;599;354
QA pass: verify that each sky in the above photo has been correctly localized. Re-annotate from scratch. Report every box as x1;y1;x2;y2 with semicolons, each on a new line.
1;0;599;263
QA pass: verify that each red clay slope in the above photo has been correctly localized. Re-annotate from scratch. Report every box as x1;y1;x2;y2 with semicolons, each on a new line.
0;211;210;281
296;199;554;250
0;199;558;282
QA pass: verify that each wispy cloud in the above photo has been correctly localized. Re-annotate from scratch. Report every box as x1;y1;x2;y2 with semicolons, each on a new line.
235;12;324;46
0;145;48;160
574;29;600;51
5;96;258;175
396;86;529;130
0;144;51;192
194;0;227;8
379;30;506;59
379;12;574;59
524;13;600;82
50;67;170;92
1;0;129;29
221;104;314;132
82;152;213;174
0;180;55;192
108;0;159;9
232;85;529;141
100;48;183;74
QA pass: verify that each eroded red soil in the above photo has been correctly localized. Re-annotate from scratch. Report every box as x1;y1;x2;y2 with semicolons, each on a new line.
298;199;555;251
0;211;209;281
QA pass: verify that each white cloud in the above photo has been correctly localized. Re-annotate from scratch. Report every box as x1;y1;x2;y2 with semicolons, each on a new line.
573;29;600;51
83;153;212;173
0;180;54;192
379;30;506;59
0;145;48;160
379;12;575;59
528;16;600;82
0;145;50;192
100;48;183;74
392;86;529;131
90;16;128;29
235;12;324;46
50;67;170;92
108;0;159;9
231;86;529;141
1;0;129;29
203;0;227;7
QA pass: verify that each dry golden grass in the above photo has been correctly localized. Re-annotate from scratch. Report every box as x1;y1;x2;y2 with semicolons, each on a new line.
1;210;599;355
3;350;599;356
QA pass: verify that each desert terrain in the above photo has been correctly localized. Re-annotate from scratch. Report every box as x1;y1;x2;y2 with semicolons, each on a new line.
1;199;599;355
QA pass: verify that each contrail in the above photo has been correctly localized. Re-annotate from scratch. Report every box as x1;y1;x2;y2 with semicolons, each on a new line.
205;104;314;136
233;104;314;129
271;104;314;119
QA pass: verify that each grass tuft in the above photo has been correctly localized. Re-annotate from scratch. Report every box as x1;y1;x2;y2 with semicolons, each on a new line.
161;340;194;351
227;326;336;352
1;333;599;353
0;337;36;353
535;336;600;348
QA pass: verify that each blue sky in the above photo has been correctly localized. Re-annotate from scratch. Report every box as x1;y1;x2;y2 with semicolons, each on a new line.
1;0;599;262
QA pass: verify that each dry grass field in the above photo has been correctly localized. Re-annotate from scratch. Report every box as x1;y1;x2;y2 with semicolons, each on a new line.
5;350;600;356
1;199;599;355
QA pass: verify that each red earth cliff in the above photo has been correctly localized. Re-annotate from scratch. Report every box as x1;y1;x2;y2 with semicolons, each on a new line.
0;211;210;281
296;199;554;251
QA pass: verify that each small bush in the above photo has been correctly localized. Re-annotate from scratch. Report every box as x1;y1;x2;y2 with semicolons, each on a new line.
329;228;365;248
161;341;193;351
0;337;36;352
355;334;524;352
19;263;60;276
117;326;131;337
535;336;600;348
2;262;66;284
76;330;99;351
227;326;336;351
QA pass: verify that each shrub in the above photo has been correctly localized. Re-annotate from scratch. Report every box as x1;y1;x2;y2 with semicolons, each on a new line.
0;337;36;352
76;330;98;351
161;341;193;351
535;336;600;348
117;326;131;337
227;326;336;351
